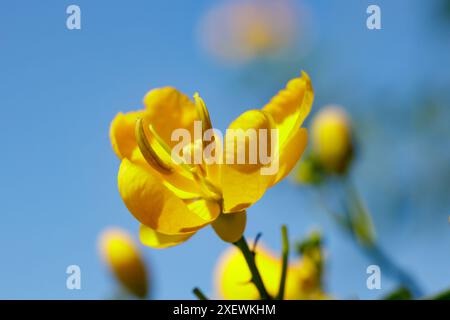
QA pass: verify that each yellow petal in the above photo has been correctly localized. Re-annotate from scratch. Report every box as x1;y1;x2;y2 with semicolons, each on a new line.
99;228;148;298
263;71;313;147
143;87;199;148
203;130;224;191
212;211;247;243
270;128;308;186
110;111;144;159
118;159;212;235
221;110;274;213
185;198;221;222
139;224;195;249
130;147;203;200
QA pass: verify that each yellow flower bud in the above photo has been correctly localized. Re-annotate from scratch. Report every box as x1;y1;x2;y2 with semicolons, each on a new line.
214;244;326;300
311;106;353;174
99;227;149;298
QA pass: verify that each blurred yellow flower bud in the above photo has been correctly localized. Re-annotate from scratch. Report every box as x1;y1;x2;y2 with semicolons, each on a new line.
99;227;149;298
214;244;326;300
311;106;353;174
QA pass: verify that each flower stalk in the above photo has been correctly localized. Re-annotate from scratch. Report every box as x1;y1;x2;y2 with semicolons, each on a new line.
192;287;209;300
342;177;422;297
233;236;271;300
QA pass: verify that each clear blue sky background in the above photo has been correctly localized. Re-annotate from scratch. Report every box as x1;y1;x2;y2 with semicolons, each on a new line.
0;0;449;299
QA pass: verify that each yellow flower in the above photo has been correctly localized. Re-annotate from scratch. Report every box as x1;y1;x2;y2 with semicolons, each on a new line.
214;244;326;300
110;72;313;248
98;228;149;298
311;106;353;174
198;0;297;63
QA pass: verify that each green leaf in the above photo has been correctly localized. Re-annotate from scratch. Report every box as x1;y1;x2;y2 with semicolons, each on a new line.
426;289;450;300
382;287;413;300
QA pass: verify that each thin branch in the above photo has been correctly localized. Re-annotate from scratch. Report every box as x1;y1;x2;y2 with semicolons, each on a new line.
192;287;209;300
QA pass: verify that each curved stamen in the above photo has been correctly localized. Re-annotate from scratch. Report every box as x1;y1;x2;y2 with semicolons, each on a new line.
135;118;173;173
136;117;222;201
194;92;213;134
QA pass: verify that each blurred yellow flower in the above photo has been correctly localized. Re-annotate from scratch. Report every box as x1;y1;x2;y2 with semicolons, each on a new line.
311;106;353;174
215;244;326;300
198;0;298;63
99;228;148;298
110;72;313;248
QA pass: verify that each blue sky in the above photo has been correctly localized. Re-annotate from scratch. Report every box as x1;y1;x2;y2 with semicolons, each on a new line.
0;0;449;299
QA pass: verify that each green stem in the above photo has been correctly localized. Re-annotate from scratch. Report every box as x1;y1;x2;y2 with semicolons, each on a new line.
233;236;271;300
192;287;209;300
344;179;375;246
276;225;289;300
344;177;423;297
